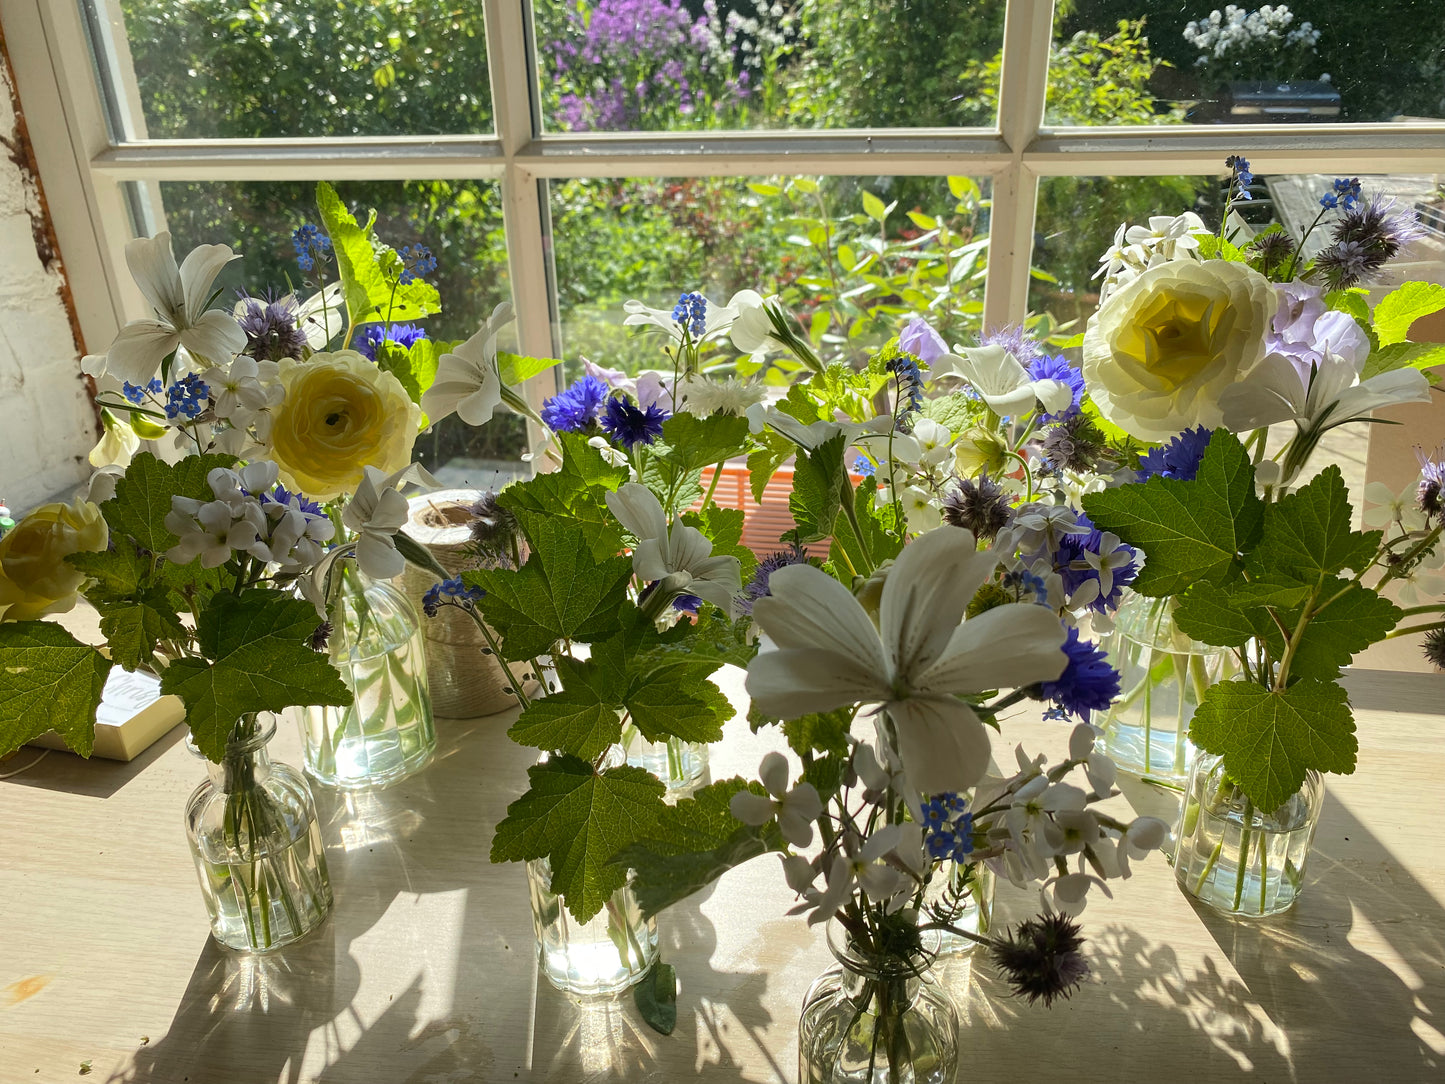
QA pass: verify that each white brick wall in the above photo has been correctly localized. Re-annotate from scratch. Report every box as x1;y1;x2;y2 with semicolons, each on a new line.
0;59;96;514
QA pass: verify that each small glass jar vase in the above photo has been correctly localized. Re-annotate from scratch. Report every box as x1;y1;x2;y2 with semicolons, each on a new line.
526;856;658;996
620;720;709;795
924;862;992;958
1101;593;1233;785
1173;750;1325;917
185;716;333;952
302;565;436;789
799;922;959;1084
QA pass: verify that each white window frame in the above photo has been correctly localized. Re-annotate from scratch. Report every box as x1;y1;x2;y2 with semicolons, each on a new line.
5;0;1445;416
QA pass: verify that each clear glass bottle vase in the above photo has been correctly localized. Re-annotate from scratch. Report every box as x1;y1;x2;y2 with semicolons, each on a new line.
526;856;658;996
185;715;333;952
1101;592;1233;784
620;719;709;795
302;563;436;789
798;922;959;1084
1173;749;1324;917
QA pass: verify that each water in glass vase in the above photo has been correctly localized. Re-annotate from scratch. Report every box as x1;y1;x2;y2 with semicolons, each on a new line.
193;815;331;951
526;856;658;996
621;721;708;796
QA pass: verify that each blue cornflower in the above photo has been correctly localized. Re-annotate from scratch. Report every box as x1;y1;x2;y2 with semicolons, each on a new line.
541;375;609;432
1225;154;1254;202
886;352;925;431
260;484;325;518
853;455;876;477
1053;512;1139;614
399;244;438;285
671;292;707;338
1039;627;1121;724
736;543;811;615
292;224;331;272
122;378;163;405
1136;426;1212;483
601;395;668;448
355;322;430;362
1027;354;1085;423
164;374;210;420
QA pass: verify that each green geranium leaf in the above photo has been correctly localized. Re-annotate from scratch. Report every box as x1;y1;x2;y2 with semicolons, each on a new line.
316;181;440;328
498;433;628;560
1249;465;1381;583
1274;580;1402;682
831;475;902;575
102;452;237;553
375;338;451;408
1191;678;1356;812
490;756;666;923
789;432;847;544
922;392;977;434
747;429;794;505
497;350;561;387
782;706;855;758
160;592;351;761
614;777;782;918
467;515;633;659
1359;340;1445;381
0;622;112;758
1082;430;1261;596
626;673;732;745
634;964;678;1036
507;656;625;761
653;413;751;475
1173;580;1307;648
1372;281;1445;346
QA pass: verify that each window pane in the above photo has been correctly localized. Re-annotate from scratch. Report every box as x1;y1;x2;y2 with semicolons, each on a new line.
149;179;523;474
1048;3;1445;125
95;2;492;138
534;1;1006;132
550;174;991;377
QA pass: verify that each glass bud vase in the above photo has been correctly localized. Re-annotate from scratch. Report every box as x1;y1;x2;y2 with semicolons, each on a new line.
925;862;992;958
526;856;658;996
1173;750;1325;917
185;716;333;952
620;719;708;795
1101;593;1233;785
799;922;959;1084
302;566;436;789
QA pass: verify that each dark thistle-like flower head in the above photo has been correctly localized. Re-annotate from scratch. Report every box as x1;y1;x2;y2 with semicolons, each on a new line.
942;471;1011;541
990;912;1089;1007
310;622;333;651
467;490;519;557
1316;194;1426;289
1137;426;1212;483
1038;626;1121;724
737;543;811;615
1040;415;1107;476
1248;228;1296;273
541;375;609;433
601;395;669;448
1416;445;1445;519
1423;627;1445;671
237;292;310;362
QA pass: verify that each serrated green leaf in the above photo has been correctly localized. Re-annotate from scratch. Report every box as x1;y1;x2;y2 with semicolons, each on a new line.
634;963;677;1035
375;338;446;408
1372;281;1445;346
747;431;794;505
1247;466;1380;584
1082;431;1261;596
507;656;625;760
65;546;150;596
97;589;186;671
614;777;782;917
921;392;976;434
490;756;666;922
789;433;847;544
1360;340;1445;381
781;707;855;758
316;181;440;328
102;452;237;552
653;412;751;475
1278;580;1402;681
0;622;112;758
160;592;351;761
497;350;561;387
1191;679;1355;811
498;433;629;560
682;505;756;583
626;674;732;745
1326;289;1371;326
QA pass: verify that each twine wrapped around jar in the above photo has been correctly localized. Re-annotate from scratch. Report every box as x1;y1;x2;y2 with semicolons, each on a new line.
400;489;536;718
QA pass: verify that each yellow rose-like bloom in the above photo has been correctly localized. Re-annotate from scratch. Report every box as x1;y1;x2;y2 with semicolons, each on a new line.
0;499;108;622
1082;259;1276;442
269;351;421;501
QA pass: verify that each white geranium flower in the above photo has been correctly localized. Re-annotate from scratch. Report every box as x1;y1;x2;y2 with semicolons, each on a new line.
729;751;823;848
604;482;742;617
1218;351;1430;434
88;415;140;469
420;301;514;426
727;289;779;354
342;464;429;581
746;527;1068;794
85;232;246;387
938;345;1074;417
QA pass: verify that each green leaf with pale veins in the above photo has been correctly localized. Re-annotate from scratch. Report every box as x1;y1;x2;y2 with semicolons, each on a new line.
1172;580;1303;648
781;707;855;758
789;433;847;544
1273;580;1402;682
376;338;452;408
1247;465;1381;583
1191;678;1356;812
1082;430;1261;596
316;181;441;328
625;673;732;745
467;515;633;659
1372;281;1445;346
747;429;795;506
507;656;625;761
1359;341;1445;381
101;452;237;552
682;505;756;583
653;413;751;475
0;622;112;758
498;433;628;560
614;777;783;918
490;756;666;922
96;589;187;671
160;592;351;761
497;350;561;386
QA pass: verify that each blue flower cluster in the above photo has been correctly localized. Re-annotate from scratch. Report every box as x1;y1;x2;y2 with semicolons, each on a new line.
602;395;669;448
1225;154;1254;202
1027;354;1085;423
671;292;707;337
1052;513;1139;614
122;378;163;405
853;455;876;477
164;374;210;420
399;244;438;285
1002;567;1049;605
541;375;609;432
292;224;332;272
1040;627;1121;724
1319;176;1362;211
921;793;974;862
422;576;484;618
886;352;925;430
355;322;429;362
1137;426;1212;483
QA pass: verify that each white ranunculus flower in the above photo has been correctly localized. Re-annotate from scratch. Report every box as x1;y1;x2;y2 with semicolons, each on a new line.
1083;258;1277;442
85;231;246;387
604;482;742;617
745;527;1068;794
420;301;514;426
1218;351;1430;434
938;346;1074;417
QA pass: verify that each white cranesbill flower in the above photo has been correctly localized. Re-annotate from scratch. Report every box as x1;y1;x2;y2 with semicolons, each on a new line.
341;463;434;581
729;751;823;848
1218;350;1430;434
420;301;514;426
746;527;1068;794
726;289;780;355
604;482;742;617
937;345;1075;417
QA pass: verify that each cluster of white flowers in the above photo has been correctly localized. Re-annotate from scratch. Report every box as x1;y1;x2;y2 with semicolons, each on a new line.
165;462;333;571
206;356;285;456
1093;212;1210;305
1183;5;1319;62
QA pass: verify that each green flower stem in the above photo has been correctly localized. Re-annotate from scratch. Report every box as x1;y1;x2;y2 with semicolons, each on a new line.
837;477;875;575
1386;622;1445;639
456;605;532;710
1232;798;1256;913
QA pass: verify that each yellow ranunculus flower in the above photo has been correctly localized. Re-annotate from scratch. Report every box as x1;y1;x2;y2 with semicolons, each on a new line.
268;351;421;501
0;499;108;622
1082;258;1276;442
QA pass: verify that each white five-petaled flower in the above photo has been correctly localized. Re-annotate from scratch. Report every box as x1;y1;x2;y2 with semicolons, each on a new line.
1218;349;1431;435
936;345;1075;418
420;301;514;426
745;404;895;451
341;463;436;581
604;482;742;618
729;752;823;848
746;527;1068;795
1363;480;1428;533
84;231;246;387
803;825;910;925
1069;723;1118;798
